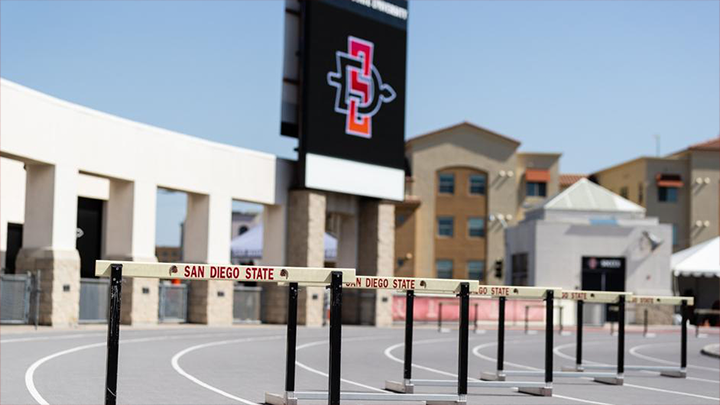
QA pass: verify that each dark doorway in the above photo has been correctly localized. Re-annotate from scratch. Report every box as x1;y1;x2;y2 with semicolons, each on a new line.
582;256;626;322
77;198;104;278
5;223;23;273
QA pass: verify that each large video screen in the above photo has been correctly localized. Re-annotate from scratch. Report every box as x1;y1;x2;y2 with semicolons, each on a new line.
299;0;408;200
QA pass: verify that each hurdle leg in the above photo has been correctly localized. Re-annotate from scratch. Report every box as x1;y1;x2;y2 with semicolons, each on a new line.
563;300;584;372
265;283;300;405
519;290;553;396
385;290;415;393
473;303;478;334
328;272;343;405
104;264;123;405
661;299;688;378
596;295;624;385
456;283;470;403
481;297;505;381
438;302;443;332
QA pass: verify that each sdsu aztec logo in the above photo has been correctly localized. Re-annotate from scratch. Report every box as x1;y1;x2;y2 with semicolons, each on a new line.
327;36;396;139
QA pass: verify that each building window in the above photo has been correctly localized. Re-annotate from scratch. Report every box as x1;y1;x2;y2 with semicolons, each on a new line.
672;224;678;246
436;259;453;279
437;216;454;237
511;253;529;286
638;183;644;205
468;217;485;238
526;181;547;197
469;174;486;195
620;186;628;199
467;260;485;280
397;258;405;268
438;173;455;194
658;186;678;203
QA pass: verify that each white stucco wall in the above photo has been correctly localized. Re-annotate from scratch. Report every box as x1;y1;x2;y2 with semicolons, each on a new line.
0;157;26;268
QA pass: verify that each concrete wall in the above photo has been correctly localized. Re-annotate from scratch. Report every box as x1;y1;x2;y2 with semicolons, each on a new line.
406;124;519;283
515;152;561;219
0;158;25;269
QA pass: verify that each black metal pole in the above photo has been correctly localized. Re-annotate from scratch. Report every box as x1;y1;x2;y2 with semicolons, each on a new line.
457;283;470;398
438;302;443;332
285;283;298;393
643;308;648;337
545;290;554;385
524;305;529;334
105;264;123;405
497;297;506;373
404;290;414;381
474;303;478;334
328;272;343;405
681;299;687;369
559;306;564;335
617;296;625;376
576;300;583;368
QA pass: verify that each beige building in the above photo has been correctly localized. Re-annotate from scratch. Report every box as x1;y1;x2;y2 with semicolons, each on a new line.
395;122;560;284
592;138;719;252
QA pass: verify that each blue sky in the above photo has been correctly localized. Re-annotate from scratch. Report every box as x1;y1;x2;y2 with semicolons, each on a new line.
2;1;718;246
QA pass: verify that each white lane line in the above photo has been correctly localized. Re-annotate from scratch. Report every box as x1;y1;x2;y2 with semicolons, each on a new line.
2;333;104;343
25;331;253;405
551;341;720;400
629;343;720;372
554;341;720;384
171;336;284;405
383;337;613;405
295;336;396;393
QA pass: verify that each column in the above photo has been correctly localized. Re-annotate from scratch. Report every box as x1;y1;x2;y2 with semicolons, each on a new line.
15;163;80;326
259;204;289;324
358;199;395;326
288;189;326;327
105;179;159;325
184;192;233;325
337;214;360;323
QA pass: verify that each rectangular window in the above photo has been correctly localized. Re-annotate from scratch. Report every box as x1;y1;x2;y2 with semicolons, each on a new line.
511;253;529;286
436;259;453;279
396;214;407;227
467;260;485;280
672;224;678;246
438;173;455;194
638;183;644;205
658;186;678;203
468;217;485;238
526;181;547;197
469;174;486;195
437;216;454;237
620;186;628;199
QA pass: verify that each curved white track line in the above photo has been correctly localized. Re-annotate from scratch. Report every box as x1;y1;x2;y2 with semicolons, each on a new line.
25;332;250;405
629;343;720;372
294;336;394;393
550;341;720;400
171;336;284;405
385;337;613;405
554;342;719;384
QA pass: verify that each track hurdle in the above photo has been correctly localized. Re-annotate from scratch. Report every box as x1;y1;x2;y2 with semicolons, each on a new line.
267;276;480;405
388;286;559;397
95;260;355;405
499;290;629;385
576;295;693;379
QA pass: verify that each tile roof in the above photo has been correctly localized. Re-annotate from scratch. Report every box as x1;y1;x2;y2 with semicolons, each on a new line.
559;174;586;187
688;137;720;151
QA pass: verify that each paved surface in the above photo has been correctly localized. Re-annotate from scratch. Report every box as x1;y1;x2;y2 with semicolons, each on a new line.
1;324;718;405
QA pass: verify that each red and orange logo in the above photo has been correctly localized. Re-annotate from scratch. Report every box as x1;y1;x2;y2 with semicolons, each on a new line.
327;36;396;138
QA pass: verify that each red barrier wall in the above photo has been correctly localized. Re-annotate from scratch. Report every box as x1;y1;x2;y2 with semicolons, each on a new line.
392;294;547;323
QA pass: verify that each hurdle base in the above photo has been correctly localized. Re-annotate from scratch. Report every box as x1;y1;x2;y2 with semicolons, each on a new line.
593;375;624;386
561;365;583;372
385;379;414;393
517;385;552;397
660;369;686;378
480;371;505;381
264;392;296;405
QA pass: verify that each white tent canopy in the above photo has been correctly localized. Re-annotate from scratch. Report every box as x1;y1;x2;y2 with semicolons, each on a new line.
672;237;720;278
231;223;337;263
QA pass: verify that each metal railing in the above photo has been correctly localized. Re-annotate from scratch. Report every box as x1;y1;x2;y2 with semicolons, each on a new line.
159;282;188;322
233;285;261;323
0;273;32;324
79;278;110;323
